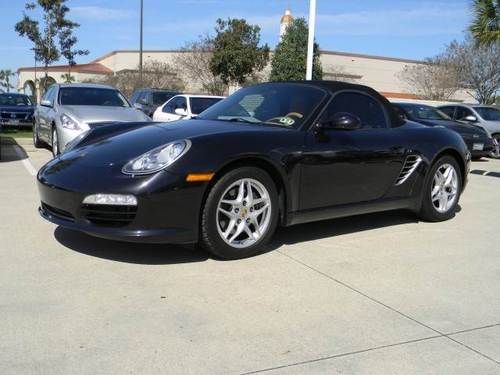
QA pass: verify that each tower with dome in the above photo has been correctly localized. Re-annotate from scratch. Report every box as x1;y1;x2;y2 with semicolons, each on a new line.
280;8;294;41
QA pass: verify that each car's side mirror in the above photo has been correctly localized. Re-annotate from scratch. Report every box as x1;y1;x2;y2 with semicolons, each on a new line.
175;108;188;116
320;112;362;130
464;115;477;122
40;99;52;107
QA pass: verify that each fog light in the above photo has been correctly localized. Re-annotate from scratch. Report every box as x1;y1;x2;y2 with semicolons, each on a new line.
82;194;137;206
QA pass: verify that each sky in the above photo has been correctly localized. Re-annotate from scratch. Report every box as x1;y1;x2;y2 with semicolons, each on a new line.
0;0;472;74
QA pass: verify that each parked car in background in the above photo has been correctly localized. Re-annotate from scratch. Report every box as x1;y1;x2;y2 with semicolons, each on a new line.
438;104;500;158
152;94;225;122
37;81;469;260
130;88;178;117
33;83;150;157
393;103;495;160
0;93;35;129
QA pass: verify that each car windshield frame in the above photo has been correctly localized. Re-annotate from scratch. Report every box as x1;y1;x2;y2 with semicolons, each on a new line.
0;94;32;106
58;87;130;107
400;104;451;121
473;107;500;121
197;83;328;129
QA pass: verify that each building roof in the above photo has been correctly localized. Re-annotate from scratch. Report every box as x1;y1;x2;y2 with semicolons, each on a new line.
17;62;113;75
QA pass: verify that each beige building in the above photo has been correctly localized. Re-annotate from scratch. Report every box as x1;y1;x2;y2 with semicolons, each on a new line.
16;8;469;103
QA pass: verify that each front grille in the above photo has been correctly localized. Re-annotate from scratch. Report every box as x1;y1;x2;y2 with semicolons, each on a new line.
0;112;31;120
41;202;75;222
81;204;137;227
395;155;422;185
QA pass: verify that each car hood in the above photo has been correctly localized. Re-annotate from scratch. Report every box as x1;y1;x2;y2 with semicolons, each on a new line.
415;119;487;136
62;105;149;124
57;119;294;167
0;105;34;112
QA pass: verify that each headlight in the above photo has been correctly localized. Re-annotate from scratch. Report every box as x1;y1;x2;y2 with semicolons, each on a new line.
64;130;90;152
60;114;81;130
122;139;191;175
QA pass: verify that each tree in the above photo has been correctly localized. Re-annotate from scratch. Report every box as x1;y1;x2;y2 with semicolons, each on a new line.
0;70;16;92
445;37;500;104
60;73;75;83
59;25;89;80
88;60;185;98
210;18;269;86
470;0;500;45
15;1;85;90
174;35;226;95
399;57;459;100
270;18;323;81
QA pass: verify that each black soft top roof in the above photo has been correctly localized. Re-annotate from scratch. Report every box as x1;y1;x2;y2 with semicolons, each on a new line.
264;80;404;127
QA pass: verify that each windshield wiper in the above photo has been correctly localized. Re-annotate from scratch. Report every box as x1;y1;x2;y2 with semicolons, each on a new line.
220;117;262;124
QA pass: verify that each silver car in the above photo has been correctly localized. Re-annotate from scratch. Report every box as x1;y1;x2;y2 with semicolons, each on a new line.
33;83;150;156
438;104;500;158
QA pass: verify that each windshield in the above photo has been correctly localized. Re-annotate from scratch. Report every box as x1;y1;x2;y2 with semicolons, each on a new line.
197;83;326;128
190;97;223;115
0;94;32;106
153;91;176;105
400;104;451;121
474;107;500;121
59;87;129;107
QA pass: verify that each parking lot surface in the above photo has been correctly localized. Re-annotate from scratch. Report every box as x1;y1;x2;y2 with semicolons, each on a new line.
1;138;500;374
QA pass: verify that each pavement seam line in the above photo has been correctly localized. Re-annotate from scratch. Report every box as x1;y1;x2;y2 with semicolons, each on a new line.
14;145;37;176
240;335;443;375
276;250;500;367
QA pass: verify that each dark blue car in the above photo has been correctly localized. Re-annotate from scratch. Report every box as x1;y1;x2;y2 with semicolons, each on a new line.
0;93;35;129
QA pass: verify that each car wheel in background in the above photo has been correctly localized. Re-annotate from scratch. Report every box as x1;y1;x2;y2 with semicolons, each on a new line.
200;167;279;260
489;135;500;159
51;126;60;157
419;156;462;222
33;122;43;148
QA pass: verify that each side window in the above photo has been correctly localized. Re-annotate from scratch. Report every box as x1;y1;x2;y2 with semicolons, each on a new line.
455;107;473;120
321;92;388;129
162;97;183;114
42;86;55;104
130;91;140;103
175;96;187;110
439;106;455;119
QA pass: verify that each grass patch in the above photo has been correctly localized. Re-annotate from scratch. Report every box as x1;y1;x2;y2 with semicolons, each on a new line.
0;128;33;139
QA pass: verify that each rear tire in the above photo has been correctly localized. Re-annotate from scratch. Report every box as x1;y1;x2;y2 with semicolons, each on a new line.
419;156;462;222
200;167;279;260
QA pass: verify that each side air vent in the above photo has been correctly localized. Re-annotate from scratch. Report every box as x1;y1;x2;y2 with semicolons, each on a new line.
395;155;422;185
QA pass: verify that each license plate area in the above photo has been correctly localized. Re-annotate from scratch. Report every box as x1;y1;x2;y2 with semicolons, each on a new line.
473;143;484;151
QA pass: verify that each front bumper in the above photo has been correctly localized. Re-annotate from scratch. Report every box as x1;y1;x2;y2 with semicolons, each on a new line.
37;165;206;244
0;119;33;127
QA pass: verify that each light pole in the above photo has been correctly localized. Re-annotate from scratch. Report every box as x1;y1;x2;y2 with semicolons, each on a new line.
139;0;144;85
306;0;317;80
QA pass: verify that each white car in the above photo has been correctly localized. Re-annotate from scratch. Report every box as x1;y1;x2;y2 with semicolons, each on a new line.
152;94;225;122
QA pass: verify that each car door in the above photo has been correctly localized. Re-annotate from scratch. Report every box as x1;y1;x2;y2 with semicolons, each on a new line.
300;90;406;210
37;86;56;142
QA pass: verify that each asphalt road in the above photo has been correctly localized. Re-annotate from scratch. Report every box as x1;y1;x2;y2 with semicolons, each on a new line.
1;138;500;375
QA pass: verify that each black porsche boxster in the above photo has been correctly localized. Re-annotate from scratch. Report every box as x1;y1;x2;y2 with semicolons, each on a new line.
38;81;470;259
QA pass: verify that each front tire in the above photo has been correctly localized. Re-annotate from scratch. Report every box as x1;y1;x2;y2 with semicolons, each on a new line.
200;167;279;260
33;121;43;148
490;134;500;159
51;126;60;157
419;156;462;222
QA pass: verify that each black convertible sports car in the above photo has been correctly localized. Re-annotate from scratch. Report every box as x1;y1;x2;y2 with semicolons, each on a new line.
38;81;470;259
393;102;495;159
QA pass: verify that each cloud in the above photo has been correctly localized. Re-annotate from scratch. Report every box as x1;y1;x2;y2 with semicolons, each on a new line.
72;6;136;21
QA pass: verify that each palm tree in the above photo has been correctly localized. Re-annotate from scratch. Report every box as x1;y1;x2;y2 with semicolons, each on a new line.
470;0;500;45
0;69;15;92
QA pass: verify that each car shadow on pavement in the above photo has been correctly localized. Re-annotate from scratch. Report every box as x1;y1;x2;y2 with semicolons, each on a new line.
270;209;420;249
0;137;28;162
54;227;209;265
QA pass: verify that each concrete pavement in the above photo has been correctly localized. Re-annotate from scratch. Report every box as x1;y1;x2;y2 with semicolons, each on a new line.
1;139;499;374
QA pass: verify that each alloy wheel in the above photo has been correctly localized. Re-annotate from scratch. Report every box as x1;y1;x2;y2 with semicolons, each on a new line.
216;178;272;249
431;163;458;213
